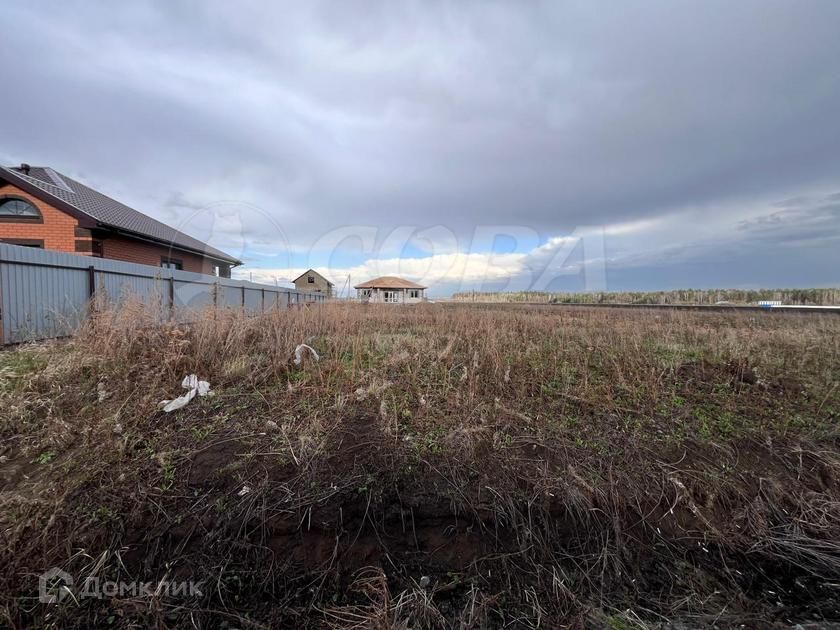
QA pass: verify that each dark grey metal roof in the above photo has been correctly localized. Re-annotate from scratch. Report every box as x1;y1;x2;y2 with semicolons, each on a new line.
0;165;241;264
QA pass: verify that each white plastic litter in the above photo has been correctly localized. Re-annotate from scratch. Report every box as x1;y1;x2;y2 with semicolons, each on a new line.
160;375;213;413
293;344;320;365
237;485;251;497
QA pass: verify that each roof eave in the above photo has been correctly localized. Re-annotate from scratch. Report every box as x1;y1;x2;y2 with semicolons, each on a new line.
104;225;242;265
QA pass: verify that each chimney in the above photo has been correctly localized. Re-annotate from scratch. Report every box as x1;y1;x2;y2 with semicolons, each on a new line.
19;163;31;175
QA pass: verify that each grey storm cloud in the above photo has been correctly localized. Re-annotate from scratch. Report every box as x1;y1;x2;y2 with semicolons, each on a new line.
1;0;839;288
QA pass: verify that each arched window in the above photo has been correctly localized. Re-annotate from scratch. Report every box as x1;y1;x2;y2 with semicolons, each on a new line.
0;197;42;223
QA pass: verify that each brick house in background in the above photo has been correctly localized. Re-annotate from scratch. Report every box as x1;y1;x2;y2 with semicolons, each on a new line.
0;164;241;276
293;269;334;297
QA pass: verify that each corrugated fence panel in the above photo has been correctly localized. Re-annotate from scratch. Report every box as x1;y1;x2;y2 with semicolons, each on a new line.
173;281;215;310
219;285;243;309
0;252;88;343
244;288;263;313
97;272;168;321
0;243;324;344
0;245;83;342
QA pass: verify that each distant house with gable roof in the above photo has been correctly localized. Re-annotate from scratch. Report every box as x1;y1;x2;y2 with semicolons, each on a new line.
293;269;334;297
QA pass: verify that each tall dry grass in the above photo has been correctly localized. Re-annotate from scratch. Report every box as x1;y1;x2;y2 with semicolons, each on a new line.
66;299;840;434
2;300;839;627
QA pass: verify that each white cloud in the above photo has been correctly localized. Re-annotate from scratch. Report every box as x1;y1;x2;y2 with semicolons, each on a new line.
234;189;840;294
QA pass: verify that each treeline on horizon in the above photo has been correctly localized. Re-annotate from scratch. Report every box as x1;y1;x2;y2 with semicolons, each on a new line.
450;287;840;306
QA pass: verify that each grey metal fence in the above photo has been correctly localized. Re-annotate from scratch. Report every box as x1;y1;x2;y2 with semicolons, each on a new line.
0;243;324;344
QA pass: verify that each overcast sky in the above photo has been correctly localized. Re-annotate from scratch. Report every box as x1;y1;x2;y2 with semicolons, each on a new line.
2;1;839;295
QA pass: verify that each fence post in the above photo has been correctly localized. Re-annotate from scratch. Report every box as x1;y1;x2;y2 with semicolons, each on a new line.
287;291;291;308
211;281;218;323
169;275;175;320
261;288;265;313
241;285;245;309
87;265;96;298
87;265;96;314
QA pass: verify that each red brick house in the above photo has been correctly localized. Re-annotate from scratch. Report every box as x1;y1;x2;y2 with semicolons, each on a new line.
0;164;241;276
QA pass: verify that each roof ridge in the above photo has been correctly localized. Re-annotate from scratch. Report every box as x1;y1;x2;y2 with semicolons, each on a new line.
292;268;335;285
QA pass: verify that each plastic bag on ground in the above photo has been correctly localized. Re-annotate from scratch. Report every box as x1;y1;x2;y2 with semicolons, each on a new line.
294;344;319;365
160;374;213;413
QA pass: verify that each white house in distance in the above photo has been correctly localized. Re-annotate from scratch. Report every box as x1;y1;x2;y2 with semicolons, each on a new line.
354;276;427;303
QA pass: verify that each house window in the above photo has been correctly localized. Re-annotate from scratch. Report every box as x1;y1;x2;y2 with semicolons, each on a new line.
211;263;230;278
0;197;43;223
409;290;420;299
161;256;183;270
75;239;103;256
307;275;315;283
0;238;44;248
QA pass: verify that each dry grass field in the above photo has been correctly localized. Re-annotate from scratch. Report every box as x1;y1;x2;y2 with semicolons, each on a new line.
1;302;839;628
450;288;840;306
